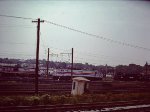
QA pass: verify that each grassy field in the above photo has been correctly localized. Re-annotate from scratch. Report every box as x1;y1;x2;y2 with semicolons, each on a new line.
0;92;150;106
1;79;150;107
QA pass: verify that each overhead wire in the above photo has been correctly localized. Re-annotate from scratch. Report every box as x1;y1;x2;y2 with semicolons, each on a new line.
0;26;34;29
0;23;35;29
0;52;35;56
0;42;36;46
0;14;34;20
0;14;149;65
0;14;149;51
37;45;147;65
0;14;37;59
44;20;150;52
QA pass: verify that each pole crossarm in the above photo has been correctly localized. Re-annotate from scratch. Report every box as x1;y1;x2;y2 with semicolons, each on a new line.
60;53;72;57
32;20;44;23
60;53;71;55
49;53;59;57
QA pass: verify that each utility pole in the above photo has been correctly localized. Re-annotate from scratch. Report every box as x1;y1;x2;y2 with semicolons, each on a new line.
145;62;148;75
46;48;50;78
32;18;44;94
113;67;116;77
71;48;73;80
105;64;107;78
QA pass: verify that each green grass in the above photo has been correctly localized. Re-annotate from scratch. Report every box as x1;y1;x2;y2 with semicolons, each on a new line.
0;92;150;106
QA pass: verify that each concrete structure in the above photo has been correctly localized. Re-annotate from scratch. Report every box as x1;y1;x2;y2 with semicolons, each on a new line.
71;77;90;95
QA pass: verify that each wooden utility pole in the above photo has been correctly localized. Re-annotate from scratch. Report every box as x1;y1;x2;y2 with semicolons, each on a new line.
105;64;107;78
46;48;50;78
146;62;148;75
32;18;44;94
113;67;116;77
71;48;73;80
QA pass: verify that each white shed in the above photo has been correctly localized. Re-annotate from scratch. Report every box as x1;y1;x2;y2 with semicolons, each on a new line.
71;77;90;95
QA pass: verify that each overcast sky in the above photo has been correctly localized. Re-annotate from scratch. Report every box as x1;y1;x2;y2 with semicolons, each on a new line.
0;0;150;66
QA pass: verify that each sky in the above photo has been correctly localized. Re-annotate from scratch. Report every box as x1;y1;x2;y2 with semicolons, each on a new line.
0;0;150;66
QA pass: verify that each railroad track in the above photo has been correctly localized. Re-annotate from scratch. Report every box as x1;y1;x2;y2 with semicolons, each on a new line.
0;100;150;112
1;81;150;94
1;86;150;95
1;89;150;95
0;89;71;95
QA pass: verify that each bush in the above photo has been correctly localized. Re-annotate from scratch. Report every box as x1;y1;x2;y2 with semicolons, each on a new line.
58;95;67;104
1;92;150;106
31;96;40;105
2;97;15;106
40;94;51;105
20;96;40;106
21;96;33;106
68;96;78;104
91;94;107;102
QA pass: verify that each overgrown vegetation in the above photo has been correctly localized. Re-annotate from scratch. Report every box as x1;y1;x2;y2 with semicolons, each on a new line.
0;92;150;106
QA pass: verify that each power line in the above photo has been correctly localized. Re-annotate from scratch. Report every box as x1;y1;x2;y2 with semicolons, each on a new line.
0;23;34;28
0;14;34;20
44;20;150;51
1;14;149;51
44;45;147;64
0;53;35;56
0;14;149;65
39;45;147;64
0;26;34;29
0;42;36;46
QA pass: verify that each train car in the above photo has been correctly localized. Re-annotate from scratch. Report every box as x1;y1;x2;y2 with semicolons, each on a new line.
0;71;35;77
114;72;142;81
52;69;103;81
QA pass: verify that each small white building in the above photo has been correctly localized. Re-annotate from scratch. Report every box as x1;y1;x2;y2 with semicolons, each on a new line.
71;77;90;95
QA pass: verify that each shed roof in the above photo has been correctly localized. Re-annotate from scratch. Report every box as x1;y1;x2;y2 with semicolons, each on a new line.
73;77;90;82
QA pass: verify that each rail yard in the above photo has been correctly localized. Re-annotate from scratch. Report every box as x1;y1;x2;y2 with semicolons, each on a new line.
1;75;150;111
0;77;150;95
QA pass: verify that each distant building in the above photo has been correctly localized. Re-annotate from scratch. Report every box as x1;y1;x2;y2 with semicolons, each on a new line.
143;62;150;75
0;63;18;72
